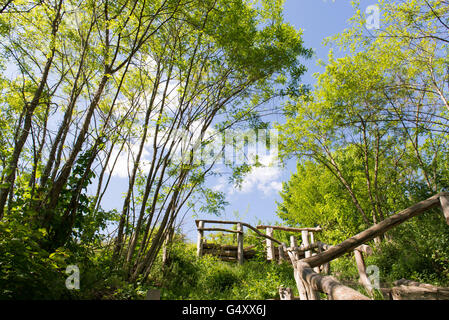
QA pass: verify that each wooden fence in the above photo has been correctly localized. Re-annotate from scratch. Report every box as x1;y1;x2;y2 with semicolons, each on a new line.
195;219;286;265
195;219;325;265
195;192;449;299
255;225;322;266
286;192;449;300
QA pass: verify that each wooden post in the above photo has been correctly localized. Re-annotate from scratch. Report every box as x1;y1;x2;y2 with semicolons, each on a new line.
309;232;321;273
303;193;447;268
289;235;297;247
306;283;321;300
354;249;373;296
322;261;330;275
440;195;449;225
315;238;323;273
278;244;286;264
299;231;320;300
301;230;311;258
197;220;204;257
294;262;320;300
279;286;294;300
290;235;298;260
266;227;275;261
294;267;309;300
296;262;370;300
237;223;244;265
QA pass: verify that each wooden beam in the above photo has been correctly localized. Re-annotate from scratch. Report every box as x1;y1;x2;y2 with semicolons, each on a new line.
279;287;293;300
290;235;298;261
301;230;311;258
203;249;256;257
296;262;370;300
195;219;241;226
216;256;238;262
278;244;286;263
196;219;283;245
202;243;255;250
440;195;449;225
266;227;275;261
237;223;244;265
354;249;373;295
198;227;242;234
197;220;204;257
287;242;326;254
303;192;447;268
355;244;373;256
256;225;322;232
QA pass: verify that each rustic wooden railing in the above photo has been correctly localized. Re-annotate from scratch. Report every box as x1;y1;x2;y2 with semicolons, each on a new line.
195;219;325;265
255;225;322;267
287;192;449;300
195;219;287;265
389;279;449;300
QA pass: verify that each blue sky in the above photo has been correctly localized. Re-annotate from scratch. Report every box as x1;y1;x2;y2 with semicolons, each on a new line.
96;0;379;241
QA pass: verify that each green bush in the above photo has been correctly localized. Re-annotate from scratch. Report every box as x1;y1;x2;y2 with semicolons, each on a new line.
0;215;126;300
149;240;298;300
0;220;71;299
371;209;449;286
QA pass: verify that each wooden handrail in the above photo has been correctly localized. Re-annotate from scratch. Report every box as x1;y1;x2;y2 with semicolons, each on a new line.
296;262;370;300
195;219;241;226
256;225;322;233
287;241;330;255
302;192;449;268
198;227;242;234
195;219;284;245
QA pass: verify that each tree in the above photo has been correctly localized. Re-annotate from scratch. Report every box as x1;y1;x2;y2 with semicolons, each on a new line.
0;0;311;286
277;0;449;241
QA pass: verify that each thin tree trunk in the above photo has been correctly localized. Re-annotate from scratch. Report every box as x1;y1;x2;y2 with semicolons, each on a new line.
0;0;63;218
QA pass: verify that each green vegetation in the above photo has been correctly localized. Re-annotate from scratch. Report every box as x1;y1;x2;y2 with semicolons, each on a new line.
0;0;310;299
276;0;449;291
150;241;297;300
1;0;449;300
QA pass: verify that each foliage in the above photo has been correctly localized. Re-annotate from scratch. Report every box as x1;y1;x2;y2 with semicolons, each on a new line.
276;0;449;290
371;209;449;286
149;240;297;300
0;218;69;299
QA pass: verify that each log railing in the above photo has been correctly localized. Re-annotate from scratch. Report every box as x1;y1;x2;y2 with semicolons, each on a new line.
255;224;323;265
288;192;449;300
195;219;286;265
390;279;449;300
195;220;324;265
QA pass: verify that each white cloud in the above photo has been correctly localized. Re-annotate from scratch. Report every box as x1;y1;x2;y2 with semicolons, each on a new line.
211;176;227;192
106;141;153;179
225;153;283;196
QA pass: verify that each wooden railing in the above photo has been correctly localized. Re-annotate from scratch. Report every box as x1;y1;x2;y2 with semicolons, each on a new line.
195;220;324;265
287;192;449;300
195;219;286;264
255;225;322;267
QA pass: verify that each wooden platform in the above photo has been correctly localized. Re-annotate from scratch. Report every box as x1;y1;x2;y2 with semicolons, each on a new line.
202;243;257;262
